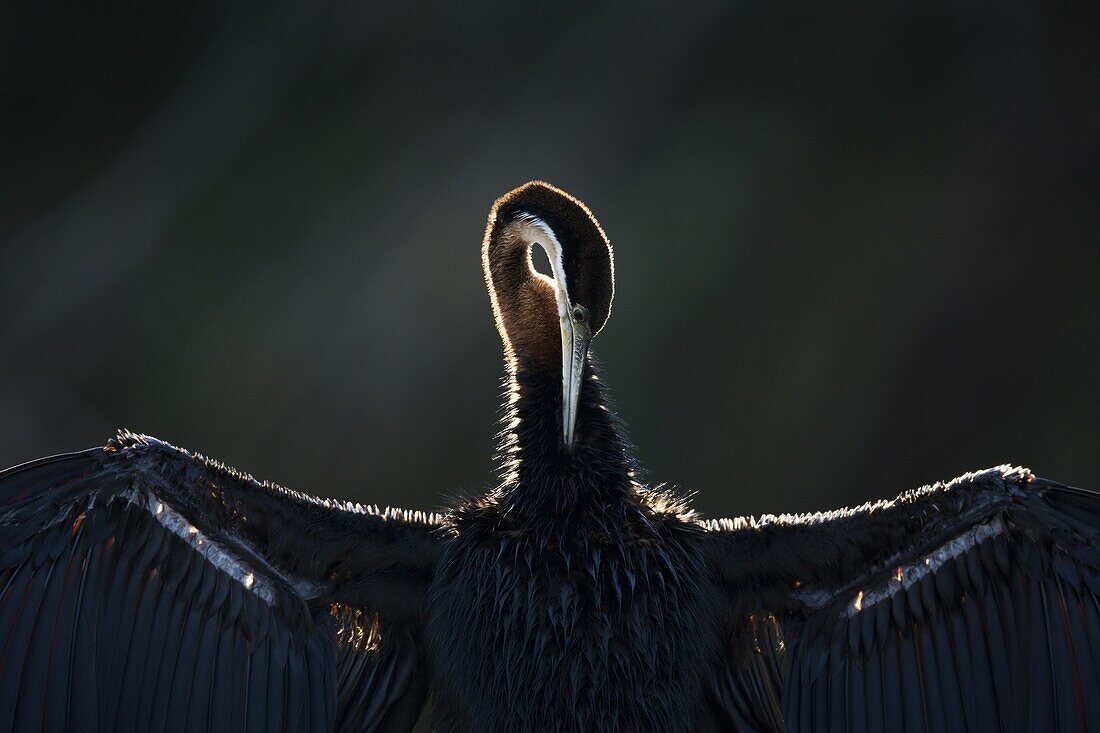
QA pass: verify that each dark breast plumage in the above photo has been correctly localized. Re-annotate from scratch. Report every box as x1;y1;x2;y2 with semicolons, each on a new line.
426;488;722;732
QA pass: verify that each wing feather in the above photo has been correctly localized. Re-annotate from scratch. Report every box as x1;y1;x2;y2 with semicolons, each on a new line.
0;433;443;732
706;467;1100;731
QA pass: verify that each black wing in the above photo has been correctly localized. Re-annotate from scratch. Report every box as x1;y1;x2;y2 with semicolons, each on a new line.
703;466;1100;732
0;432;443;733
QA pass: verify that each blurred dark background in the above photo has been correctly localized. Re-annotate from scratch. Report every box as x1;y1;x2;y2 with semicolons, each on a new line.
1;1;1096;518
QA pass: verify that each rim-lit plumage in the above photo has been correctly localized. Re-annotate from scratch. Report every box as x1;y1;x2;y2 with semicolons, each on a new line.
2;181;1099;731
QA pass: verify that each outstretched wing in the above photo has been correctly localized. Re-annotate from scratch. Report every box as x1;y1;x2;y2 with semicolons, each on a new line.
703;466;1100;732
0;432;444;733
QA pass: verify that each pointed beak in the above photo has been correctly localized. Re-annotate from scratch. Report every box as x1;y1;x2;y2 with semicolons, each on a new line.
560;315;591;449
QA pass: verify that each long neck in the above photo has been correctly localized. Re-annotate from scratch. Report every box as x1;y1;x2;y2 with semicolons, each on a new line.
495;351;636;516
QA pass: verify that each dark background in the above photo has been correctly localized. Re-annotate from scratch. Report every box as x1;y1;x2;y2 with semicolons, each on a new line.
2;1;1096;519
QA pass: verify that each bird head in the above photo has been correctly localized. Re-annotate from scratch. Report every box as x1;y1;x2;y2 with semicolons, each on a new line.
482;181;615;450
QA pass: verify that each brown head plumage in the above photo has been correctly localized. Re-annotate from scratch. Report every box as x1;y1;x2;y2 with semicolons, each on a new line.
482;181;615;366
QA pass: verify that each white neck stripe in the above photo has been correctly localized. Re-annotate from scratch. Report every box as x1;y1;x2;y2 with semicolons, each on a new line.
511;213;571;319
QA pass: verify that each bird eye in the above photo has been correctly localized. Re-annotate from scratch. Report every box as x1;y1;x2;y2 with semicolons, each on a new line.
572;306;587;323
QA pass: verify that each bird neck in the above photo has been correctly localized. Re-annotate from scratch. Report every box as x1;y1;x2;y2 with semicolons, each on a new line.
495;353;636;515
